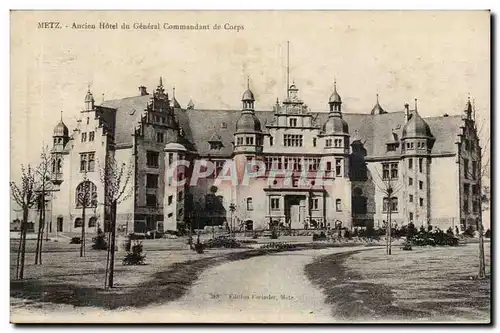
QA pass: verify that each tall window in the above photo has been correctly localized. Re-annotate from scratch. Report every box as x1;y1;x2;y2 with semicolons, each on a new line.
463;158;469;179
335;159;342;177
408;158;413;169
284;134;303;147
271;198;280;210
237;137;243;145
146;194;157;207
382;163;398;180
168;153;173;165
419;197;424;207
156;132;164;143
383;197;398;212
246;197;253;211
336;199;342;212
79;152;95;172
382;163;390;180
472;161;477;180
313;137;317;147
146;174;159;188
147;151;159;168
269;136;274;146
326;138;332;147
289;118;297;127
89;131;95;142
74;218;83;228
75;181;97;208
419;158;424;173
326;161;332;172
409;194;414;203
334;138;343;148
390;163;398;179
409;177;413;186
419;181;423;190
311;198;319;210
81;132;87;142
245;137;254;145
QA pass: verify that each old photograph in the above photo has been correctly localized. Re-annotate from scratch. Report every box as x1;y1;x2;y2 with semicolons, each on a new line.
9;10;491;323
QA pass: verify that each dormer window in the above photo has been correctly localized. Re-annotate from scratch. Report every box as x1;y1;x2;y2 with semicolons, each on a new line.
209;142;223;150
386;143;397;152
221;122;227;129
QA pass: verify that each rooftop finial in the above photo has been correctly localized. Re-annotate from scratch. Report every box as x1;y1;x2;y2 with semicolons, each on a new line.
87;83;91;92
334;78;337;91
414;98;418;112
159;76;163;87
60;110;63;121
247;76;250;89
173;85;176;98
376;93;379;103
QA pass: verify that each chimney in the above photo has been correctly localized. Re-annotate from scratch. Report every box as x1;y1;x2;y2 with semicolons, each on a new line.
404;103;410;122
139;86;149;96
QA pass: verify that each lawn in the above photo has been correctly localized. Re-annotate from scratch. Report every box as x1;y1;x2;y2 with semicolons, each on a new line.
305;243;491;323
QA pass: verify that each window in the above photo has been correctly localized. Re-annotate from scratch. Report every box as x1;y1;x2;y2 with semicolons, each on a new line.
167;213;173;219
168;195;173;205
409;194;414;203
147;151;159;168
88;217;97;228
383;197;398;212
313;137;317;147
473;200;479;213
311;198;319;210
271;198;280;210
472;185;478;195
146;194;157;207
269;136;274;146
75;181;97;208
221;122;227;128
237;137;243;145
419;181;423;190
335;159;342;177
463;158;469;179
326;138;332;147
390;163;398;179
146;174;158;188
81;132;87;142
336;199;342;212
246;197;253;211
161;117;166;124
326;161;332;172
382;163;390;180
178;191;184;201
86;117;90;125
74;218;83;228
472;161;477;180
419;158;424;173
463;199;469;213
387;144;397;152
168;153;173;165
289;118;297;127
334;139;343;148
80;152;95;173
284;134;303;147
89;131;95;142
156;132;164;143
419;198;424;207
409;177;413;186
408;158;413;169
409;212;414;221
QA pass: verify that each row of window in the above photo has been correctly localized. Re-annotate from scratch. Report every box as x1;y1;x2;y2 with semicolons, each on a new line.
81;131;95;143
464;183;479;196
263;157;343;176
463;199;480;213
325;138;345;148
408;158;425;172
408;195;425;207
408;177;424;190
73;217;98;228
283;134;304;147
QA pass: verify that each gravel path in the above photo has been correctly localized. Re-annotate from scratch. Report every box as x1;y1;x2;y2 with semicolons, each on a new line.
11;246;366;323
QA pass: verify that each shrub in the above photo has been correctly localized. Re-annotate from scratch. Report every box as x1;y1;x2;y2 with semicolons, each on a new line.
270;229;279;239
463;225;475;238
122;241;146;265
312;232;327;241
402;240;412;251
344;229;351;239
70;237;81;244
204;236;241;249
91;228;108;250
194;241;204;254
259;242;297;251
407;222;417;240
410;229;459;246
446;227;454;236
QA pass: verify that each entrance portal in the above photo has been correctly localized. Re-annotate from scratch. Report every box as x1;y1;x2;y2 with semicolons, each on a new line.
285;195;306;229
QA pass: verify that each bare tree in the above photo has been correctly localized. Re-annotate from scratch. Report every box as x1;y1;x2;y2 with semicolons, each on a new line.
76;173;97;257
10;165;40;280
34;146;53;265
99;152;133;288
373;166;404;255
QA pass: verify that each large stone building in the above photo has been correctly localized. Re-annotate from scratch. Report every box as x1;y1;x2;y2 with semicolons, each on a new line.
38;77;483;235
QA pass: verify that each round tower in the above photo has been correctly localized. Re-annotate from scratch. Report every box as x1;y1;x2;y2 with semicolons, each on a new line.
51;111;70;184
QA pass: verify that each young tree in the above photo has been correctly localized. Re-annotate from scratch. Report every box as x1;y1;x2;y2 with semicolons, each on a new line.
34;146;53;265
10;165;40;280
76;173;97;257
99;152;133;288
373;167;403;255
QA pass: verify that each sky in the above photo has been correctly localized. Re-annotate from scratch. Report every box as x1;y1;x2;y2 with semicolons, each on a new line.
10;10;490;185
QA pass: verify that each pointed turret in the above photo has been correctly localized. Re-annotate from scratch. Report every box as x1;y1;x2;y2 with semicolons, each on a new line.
84;87;95;111
370;94;387;115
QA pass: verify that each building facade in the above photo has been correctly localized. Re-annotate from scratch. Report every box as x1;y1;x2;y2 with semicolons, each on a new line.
37;77;483;235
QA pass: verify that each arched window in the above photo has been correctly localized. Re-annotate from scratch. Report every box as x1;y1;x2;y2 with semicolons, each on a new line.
88;217;97;228
336;199;342;212
75;181;98;208
74;218;83;228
